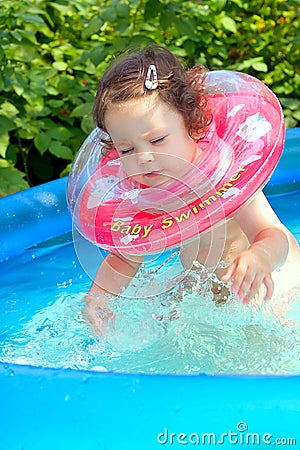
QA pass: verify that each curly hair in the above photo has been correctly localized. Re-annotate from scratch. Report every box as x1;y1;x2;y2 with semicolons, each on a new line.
93;45;211;150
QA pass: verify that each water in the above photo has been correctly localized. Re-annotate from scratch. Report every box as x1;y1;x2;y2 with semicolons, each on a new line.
0;190;299;376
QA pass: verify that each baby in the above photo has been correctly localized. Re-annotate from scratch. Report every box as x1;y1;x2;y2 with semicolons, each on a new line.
82;45;300;332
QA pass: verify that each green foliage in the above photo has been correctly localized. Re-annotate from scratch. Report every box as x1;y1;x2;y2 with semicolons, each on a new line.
0;0;96;195
1;0;299;195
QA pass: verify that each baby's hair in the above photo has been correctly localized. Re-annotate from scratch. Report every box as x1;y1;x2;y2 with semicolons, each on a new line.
93;45;211;150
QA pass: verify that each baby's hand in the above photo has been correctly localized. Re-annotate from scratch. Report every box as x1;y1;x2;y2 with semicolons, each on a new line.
83;294;114;337
221;247;274;303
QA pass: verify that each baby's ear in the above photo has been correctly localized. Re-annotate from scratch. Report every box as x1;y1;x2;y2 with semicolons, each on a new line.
193;134;203;143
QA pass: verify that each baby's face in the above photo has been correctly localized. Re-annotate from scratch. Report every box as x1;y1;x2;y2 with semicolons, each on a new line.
104;95;198;186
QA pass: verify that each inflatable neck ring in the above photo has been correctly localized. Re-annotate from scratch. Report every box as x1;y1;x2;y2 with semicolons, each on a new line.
67;71;285;255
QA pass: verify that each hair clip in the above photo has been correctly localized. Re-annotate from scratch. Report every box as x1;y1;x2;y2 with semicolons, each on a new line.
145;64;158;90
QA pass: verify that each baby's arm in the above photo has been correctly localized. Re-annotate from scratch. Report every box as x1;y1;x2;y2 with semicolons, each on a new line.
222;192;293;303
84;252;143;335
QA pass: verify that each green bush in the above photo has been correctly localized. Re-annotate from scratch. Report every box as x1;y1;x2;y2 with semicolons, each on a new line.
0;0;299;196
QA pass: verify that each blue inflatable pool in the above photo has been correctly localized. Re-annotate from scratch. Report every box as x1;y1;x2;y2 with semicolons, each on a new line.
0;128;299;450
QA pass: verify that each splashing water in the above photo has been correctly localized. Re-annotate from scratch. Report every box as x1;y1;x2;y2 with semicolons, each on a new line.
0;236;299;376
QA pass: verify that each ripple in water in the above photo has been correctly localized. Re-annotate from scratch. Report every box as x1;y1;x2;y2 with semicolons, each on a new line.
0;260;299;375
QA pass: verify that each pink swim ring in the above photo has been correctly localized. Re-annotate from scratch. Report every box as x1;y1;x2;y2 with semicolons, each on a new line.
67;70;285;255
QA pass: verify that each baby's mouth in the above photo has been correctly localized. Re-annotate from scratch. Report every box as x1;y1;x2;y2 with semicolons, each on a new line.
144;170;164;178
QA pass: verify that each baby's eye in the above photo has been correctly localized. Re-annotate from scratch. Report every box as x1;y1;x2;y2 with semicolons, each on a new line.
150;136;166;145
120;147;134;155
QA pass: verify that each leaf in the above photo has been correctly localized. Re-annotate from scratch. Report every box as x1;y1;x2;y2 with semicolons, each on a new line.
18;29;38;44
49;141;73;160
0;162;29;197
0;116;16;132
273;83;294;95
144;0;162;20
0;46;5;64
6;43;39;62
81;115;95;135
0;132;9;158
56;76;76;95
117;3;130;18
60;162;72;178
70;102;93;117
45;85;59;96
11;30;22;42
230;0;243;6
174;18;196;38
34;132;52;154
90;46;106;66
221;16;237;33
230;57;267;72
292;110;300;121
252;61;268;72
159;8;176;29
0;102;19;119
82;16;104;40
53;61;68;71
101;7;117;23
284;116;297;129
23;13;47;26
13;71;28;96
279;98;300;110
47;126;73;141
213;0;227;11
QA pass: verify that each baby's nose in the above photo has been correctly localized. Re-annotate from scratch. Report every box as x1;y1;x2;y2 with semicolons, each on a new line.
137;150;155;164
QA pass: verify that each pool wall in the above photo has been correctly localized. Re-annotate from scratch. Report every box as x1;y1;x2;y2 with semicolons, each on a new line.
0;128;300;450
